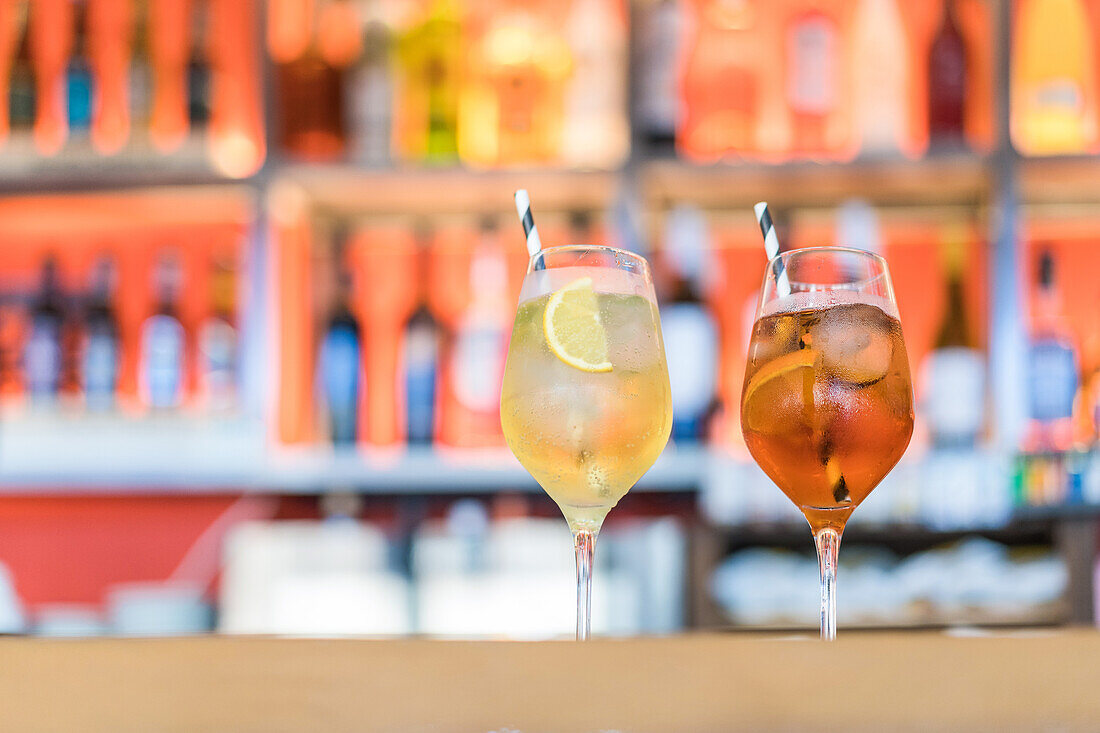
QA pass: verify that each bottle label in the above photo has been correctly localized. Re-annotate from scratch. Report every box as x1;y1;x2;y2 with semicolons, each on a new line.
319;324;361;444
662;303;718;437
451;323;505;414
403;319;438;443
200;319;237;409
923;347;985;444
25;319;61;398
787;14;836;114
1028;340;1078;421
142;315;185;408
83;329;118;405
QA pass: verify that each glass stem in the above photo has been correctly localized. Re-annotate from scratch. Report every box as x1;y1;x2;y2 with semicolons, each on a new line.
814;527;841;641
572;528;597;641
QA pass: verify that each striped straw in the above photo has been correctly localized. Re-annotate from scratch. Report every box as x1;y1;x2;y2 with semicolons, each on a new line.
514;190;543;258
753;201;791;297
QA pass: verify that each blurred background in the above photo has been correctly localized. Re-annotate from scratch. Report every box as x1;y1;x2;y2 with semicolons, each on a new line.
0;0;1096;639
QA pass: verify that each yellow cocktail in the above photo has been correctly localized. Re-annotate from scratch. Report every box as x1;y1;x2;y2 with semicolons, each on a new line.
500;249;672;639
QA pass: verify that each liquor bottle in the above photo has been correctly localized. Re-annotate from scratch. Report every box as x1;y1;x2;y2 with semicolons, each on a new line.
277;42;347;161
635;0;683;150
850;0;909;156
661;207;718;442
402;238;440;446
129;2;152;129
187;0;210;127
149;0;191;152
139;253;186;410
445;220;510;445
663;272;718;442
197;256;237;412
1012;0;1096;155
206;0;267;178
8;3;33;136
82;256;119;410
561;0;629;169
319;268;361;446
0;304;25;400
32;0;74;154
458;0;570;167
677;0;759;160
24;258;64;402
786;6;840;158
394;0;460;162
1027;247;1079;451
0;0;27;147
927;0;968;149
921;226;985;447
66;1;94;138
347;1;393;166
88;0;134;154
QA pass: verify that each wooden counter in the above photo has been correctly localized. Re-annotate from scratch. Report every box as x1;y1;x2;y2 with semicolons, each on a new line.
0;631;1096;732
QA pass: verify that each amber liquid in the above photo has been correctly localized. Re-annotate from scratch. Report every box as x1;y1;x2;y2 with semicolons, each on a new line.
741;302;914;532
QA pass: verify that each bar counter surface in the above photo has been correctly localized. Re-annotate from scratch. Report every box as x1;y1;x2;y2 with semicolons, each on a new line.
0;630;1095;732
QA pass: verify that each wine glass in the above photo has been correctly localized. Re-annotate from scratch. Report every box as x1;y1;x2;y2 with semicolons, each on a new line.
740;247;914;639
500;245;672;640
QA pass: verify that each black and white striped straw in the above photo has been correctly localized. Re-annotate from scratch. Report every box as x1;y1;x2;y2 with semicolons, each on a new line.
754;201;791;296
514;189;543;258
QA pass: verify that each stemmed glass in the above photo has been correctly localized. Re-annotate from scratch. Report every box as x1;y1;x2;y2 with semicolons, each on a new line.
501;245;672;640
740;247;914;639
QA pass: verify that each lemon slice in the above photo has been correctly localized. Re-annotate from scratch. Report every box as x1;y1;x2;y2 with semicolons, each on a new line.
544;277;612;373
743;348;821;406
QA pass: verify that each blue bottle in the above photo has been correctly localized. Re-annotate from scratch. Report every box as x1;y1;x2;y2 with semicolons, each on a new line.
82;257;119;410
319;272;361;446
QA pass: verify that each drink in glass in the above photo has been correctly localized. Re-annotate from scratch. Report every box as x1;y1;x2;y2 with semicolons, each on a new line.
501;246;672;639
741;247;914;638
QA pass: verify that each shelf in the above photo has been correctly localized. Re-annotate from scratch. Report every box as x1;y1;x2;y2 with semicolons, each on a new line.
0;135;242;193
642;154;993;210
274;165;620;218
1020;155;1100;205
0;413;704;494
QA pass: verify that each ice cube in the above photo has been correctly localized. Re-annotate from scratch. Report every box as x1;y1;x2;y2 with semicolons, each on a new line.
808;304;894;386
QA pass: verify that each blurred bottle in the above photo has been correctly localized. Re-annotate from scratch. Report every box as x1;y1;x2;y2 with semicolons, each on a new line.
139;253;186;410
850;0;909;156
661;206;718;443
0;304;26;399
402;235;440;446
24;258;64;402
677;0;758;160
66;0;94;139
1026;247;1079;452
926;0;968;150
129;3;152;129
1012;0;1096;155
560;0;629;169
277;15;347;161
319;265;361;446
6;2;32;138
635;0;682;150
441;220;510;446
458;1;570;167
347;0;393;165
82;256;119;411
922;226;985;448
187;0;210;128
785;4;841;158
395;0;461;162
198;256;237;412
149;0;191;152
